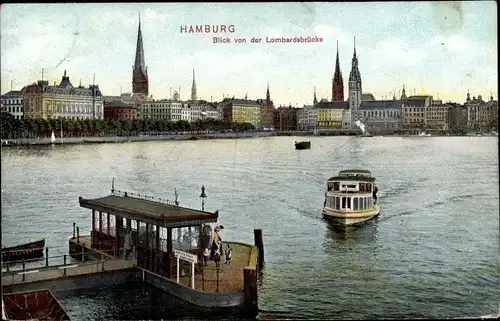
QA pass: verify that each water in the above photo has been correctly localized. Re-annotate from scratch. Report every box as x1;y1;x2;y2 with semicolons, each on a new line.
1;136;499;320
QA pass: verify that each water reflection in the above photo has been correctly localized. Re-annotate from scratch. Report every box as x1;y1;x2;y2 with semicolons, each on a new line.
323;217;379;243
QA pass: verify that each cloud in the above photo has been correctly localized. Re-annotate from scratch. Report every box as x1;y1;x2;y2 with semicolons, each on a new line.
371;39;428;67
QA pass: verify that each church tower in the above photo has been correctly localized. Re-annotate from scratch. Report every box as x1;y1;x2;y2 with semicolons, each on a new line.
348;37;362;121
332;40;344;101
132;13;149;97
191;69;197;101
400;84;407;99
313;86;318;105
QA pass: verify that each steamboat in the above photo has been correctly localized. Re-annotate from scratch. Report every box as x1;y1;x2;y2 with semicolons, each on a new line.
322;169;380;227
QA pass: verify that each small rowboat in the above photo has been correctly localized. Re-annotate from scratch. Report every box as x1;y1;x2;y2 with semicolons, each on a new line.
1;239;45;262
295;141;311;150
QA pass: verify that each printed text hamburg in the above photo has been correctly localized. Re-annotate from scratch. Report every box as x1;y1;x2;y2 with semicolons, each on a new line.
179;25;322;44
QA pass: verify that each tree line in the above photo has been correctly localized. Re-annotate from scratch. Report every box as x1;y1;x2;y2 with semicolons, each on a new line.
0;112;256;139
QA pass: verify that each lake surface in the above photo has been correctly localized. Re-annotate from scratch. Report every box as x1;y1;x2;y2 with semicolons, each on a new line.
1;136;499;320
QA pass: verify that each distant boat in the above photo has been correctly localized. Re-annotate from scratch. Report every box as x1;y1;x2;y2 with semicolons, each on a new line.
50;131;56;144
188;135;200;140
295;141;311;150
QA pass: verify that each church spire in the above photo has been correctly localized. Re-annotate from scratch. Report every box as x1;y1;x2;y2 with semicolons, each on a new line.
266;81;270;103
353;36;357;58
332;40;344;101
132;12;148;96
134;13;146;73
191;69;197;101
313;86;318;105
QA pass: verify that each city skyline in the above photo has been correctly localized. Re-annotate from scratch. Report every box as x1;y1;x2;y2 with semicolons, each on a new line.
1;2;497;105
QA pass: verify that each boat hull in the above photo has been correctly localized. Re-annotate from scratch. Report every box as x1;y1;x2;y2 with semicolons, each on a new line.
2;239;45;262
295;141;311;150
323;204;380;226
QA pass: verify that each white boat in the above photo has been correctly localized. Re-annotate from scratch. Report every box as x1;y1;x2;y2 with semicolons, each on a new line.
322;169;380;227
50;131;56;144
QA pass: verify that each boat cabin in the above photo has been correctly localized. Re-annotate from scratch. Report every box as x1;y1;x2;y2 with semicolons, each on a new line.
325;169;377;211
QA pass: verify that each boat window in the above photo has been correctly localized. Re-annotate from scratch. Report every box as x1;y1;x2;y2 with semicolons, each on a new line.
359;183;365;192
336;197;340;210
333;182;339;191
364;197;367;209
347;184;356;188
327;183;333;191
342;197;346;208
367;184;372;192
360;197;364;210
333;196;336;209
346;197;351;209
353;197;358;210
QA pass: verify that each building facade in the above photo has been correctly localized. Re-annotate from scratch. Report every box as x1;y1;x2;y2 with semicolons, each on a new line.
222;98;261;126
132;15;149;97
464;93;497;131
401;95;432;131
425;101;449;131
1;90;24;119
189;101;220;121
447;103;468;131
315;99;348;130
22;71;103;120
257;83;275;130
358;99;404;133
273;106;299;131
139;99;183;121
104;101;138;120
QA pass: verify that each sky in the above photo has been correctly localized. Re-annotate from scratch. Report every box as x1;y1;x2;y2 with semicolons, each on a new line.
1;1;497;106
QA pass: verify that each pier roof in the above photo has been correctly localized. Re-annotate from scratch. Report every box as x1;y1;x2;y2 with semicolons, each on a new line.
79;193;218;228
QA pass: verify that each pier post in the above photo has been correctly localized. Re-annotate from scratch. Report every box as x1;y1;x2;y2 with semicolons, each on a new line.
254;229;264;269
99;211;103;250
63;255;67;276
76;227;80;243
45;247;49;267
216;267;220;292
81;245;85;261
91;210;96;247
73;222;76;238
22;259;26;281
191;262;195;289
243;267;258;317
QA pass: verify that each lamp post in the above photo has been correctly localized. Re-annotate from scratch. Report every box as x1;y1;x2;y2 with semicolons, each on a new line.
200;185;207;211
174;188;179;206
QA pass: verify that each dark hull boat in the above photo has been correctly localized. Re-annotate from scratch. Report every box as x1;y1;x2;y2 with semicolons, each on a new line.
1;239;45;262
188;136;200;140
2;289;71;320
295;141;311;150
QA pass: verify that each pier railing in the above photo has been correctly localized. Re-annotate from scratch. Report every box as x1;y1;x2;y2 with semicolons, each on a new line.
1;247;129;276
112;189;178;206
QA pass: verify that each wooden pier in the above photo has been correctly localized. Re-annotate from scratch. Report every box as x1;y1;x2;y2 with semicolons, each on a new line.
2;182;262;317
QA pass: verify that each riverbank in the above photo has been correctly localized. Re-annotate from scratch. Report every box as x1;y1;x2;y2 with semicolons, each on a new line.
1;132;277;147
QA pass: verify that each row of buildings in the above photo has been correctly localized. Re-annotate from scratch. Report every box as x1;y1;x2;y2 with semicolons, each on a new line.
1;15;497;134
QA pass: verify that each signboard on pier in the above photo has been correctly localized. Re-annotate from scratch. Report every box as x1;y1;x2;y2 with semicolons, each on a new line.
174;249;198;263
